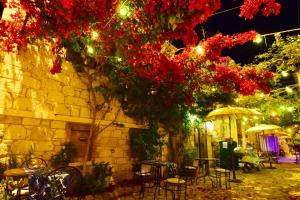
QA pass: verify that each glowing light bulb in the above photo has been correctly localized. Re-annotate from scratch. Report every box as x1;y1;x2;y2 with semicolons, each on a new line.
117;57;122;62
242;122;246;125
254;35;263;43
91;31;99;40
285;87;293;94
280;105;286;110
87;46;94;54
196;45;205;55
259;93;265;98
281;71;289;77
119;7;128;16
271;112;277;117
287;107;294;112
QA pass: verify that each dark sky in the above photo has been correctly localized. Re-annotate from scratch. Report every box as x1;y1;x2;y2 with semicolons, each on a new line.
200;0;300;64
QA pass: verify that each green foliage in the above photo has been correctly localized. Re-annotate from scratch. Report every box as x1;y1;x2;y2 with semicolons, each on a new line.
181;146;199;167
129;121;166;161
79;162;113;195
51;142;77;168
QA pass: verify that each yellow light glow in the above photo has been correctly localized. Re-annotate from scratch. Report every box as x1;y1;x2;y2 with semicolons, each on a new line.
281;71;289;77
242;122;246;125
287;128;292;132
287;107;294;112
212;87;217;92
285;86;293;94
87;46;94;54
91;31;99;40
254;35;263;43
253;116;258;120
196;45;205;55
259;93;265;98
280;105;286;110
119;7;128;16
235;98;240;102
242;117;248;121
271;112;277;117
117;57;122;62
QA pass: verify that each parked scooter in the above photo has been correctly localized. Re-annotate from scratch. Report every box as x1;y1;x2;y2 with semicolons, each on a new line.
235;147;263;173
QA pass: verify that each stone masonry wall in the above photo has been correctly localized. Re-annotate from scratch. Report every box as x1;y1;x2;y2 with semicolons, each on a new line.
0;44;142;180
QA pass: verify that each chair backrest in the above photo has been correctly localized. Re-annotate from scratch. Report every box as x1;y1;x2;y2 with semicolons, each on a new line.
47;166;82;198
140;164;152;173
21;157;48;169
192;160;199;167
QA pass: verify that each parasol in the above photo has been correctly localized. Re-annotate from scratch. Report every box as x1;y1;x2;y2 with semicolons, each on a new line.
206;107;262;183
246;124;282;169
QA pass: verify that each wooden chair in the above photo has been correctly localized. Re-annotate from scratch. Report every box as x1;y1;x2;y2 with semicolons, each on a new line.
184;159;204;185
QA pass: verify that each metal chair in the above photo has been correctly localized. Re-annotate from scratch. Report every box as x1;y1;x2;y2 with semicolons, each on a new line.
21;157;48;169
161;163;187;200
135;164;155;199
213;160;231;189
184;159;205;185
40;166;83;200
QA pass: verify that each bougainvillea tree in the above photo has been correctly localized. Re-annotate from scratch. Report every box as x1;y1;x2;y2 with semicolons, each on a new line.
0;0;281;169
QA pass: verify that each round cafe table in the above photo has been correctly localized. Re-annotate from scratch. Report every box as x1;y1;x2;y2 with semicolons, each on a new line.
4;168;28;178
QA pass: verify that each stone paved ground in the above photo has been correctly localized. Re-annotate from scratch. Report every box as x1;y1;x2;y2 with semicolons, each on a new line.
85;163;300;200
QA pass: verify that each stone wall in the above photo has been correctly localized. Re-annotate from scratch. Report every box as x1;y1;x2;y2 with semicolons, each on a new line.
0;44;142;180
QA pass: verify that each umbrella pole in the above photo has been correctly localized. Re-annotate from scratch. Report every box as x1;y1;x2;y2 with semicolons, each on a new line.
228;116;242;183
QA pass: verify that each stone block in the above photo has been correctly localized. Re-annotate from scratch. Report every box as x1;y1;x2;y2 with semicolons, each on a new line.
112;130;122;138
53;130;66;139
54;104;70;116
42;79;62;91
47;91;64;103
30;127;53;140
62;86;74;96
22;75;41;89
11;141;34;154
13;97;33;111
65;96;87;106
5;125;26;140
3;116;22;124
0;91;13;108
51;121;66;129
35;141;54;152
70;106;80;117
105;113;115;121
23;118;41;126
41;120;50;126
80;90;89;99
80;108;90;118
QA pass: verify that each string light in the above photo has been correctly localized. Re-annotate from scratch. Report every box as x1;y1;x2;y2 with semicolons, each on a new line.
87;46;94;54
91;31;99;40
195;45;205;55
281;71;289;77
285;86;293;94
119;7;128;16
287;106;294;112
254;35;263;43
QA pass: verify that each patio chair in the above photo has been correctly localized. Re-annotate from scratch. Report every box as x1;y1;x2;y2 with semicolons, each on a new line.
212;160;230;189
44;166;83;200
21;157;48;169
135;163;155;199
161;163;187;200
184;159;204;185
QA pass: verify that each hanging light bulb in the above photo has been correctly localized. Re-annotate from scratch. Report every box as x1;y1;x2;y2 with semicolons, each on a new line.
253;35;263;44
285;86;293;94
195;45;205;55
87;46;94;54
91;31;99;40
281;71;289;77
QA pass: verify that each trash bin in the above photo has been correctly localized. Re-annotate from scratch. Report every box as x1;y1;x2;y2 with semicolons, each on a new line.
219;141;239;169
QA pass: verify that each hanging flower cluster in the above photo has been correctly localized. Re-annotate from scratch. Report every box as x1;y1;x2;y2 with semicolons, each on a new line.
240;0;281;19
0;0;281;108
212;65;273;95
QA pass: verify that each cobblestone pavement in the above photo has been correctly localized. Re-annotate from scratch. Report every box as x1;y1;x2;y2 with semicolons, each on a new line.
127;163;300;200
85;163;300;200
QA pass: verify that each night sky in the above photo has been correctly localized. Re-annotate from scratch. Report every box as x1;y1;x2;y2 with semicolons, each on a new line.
201;0;300;64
